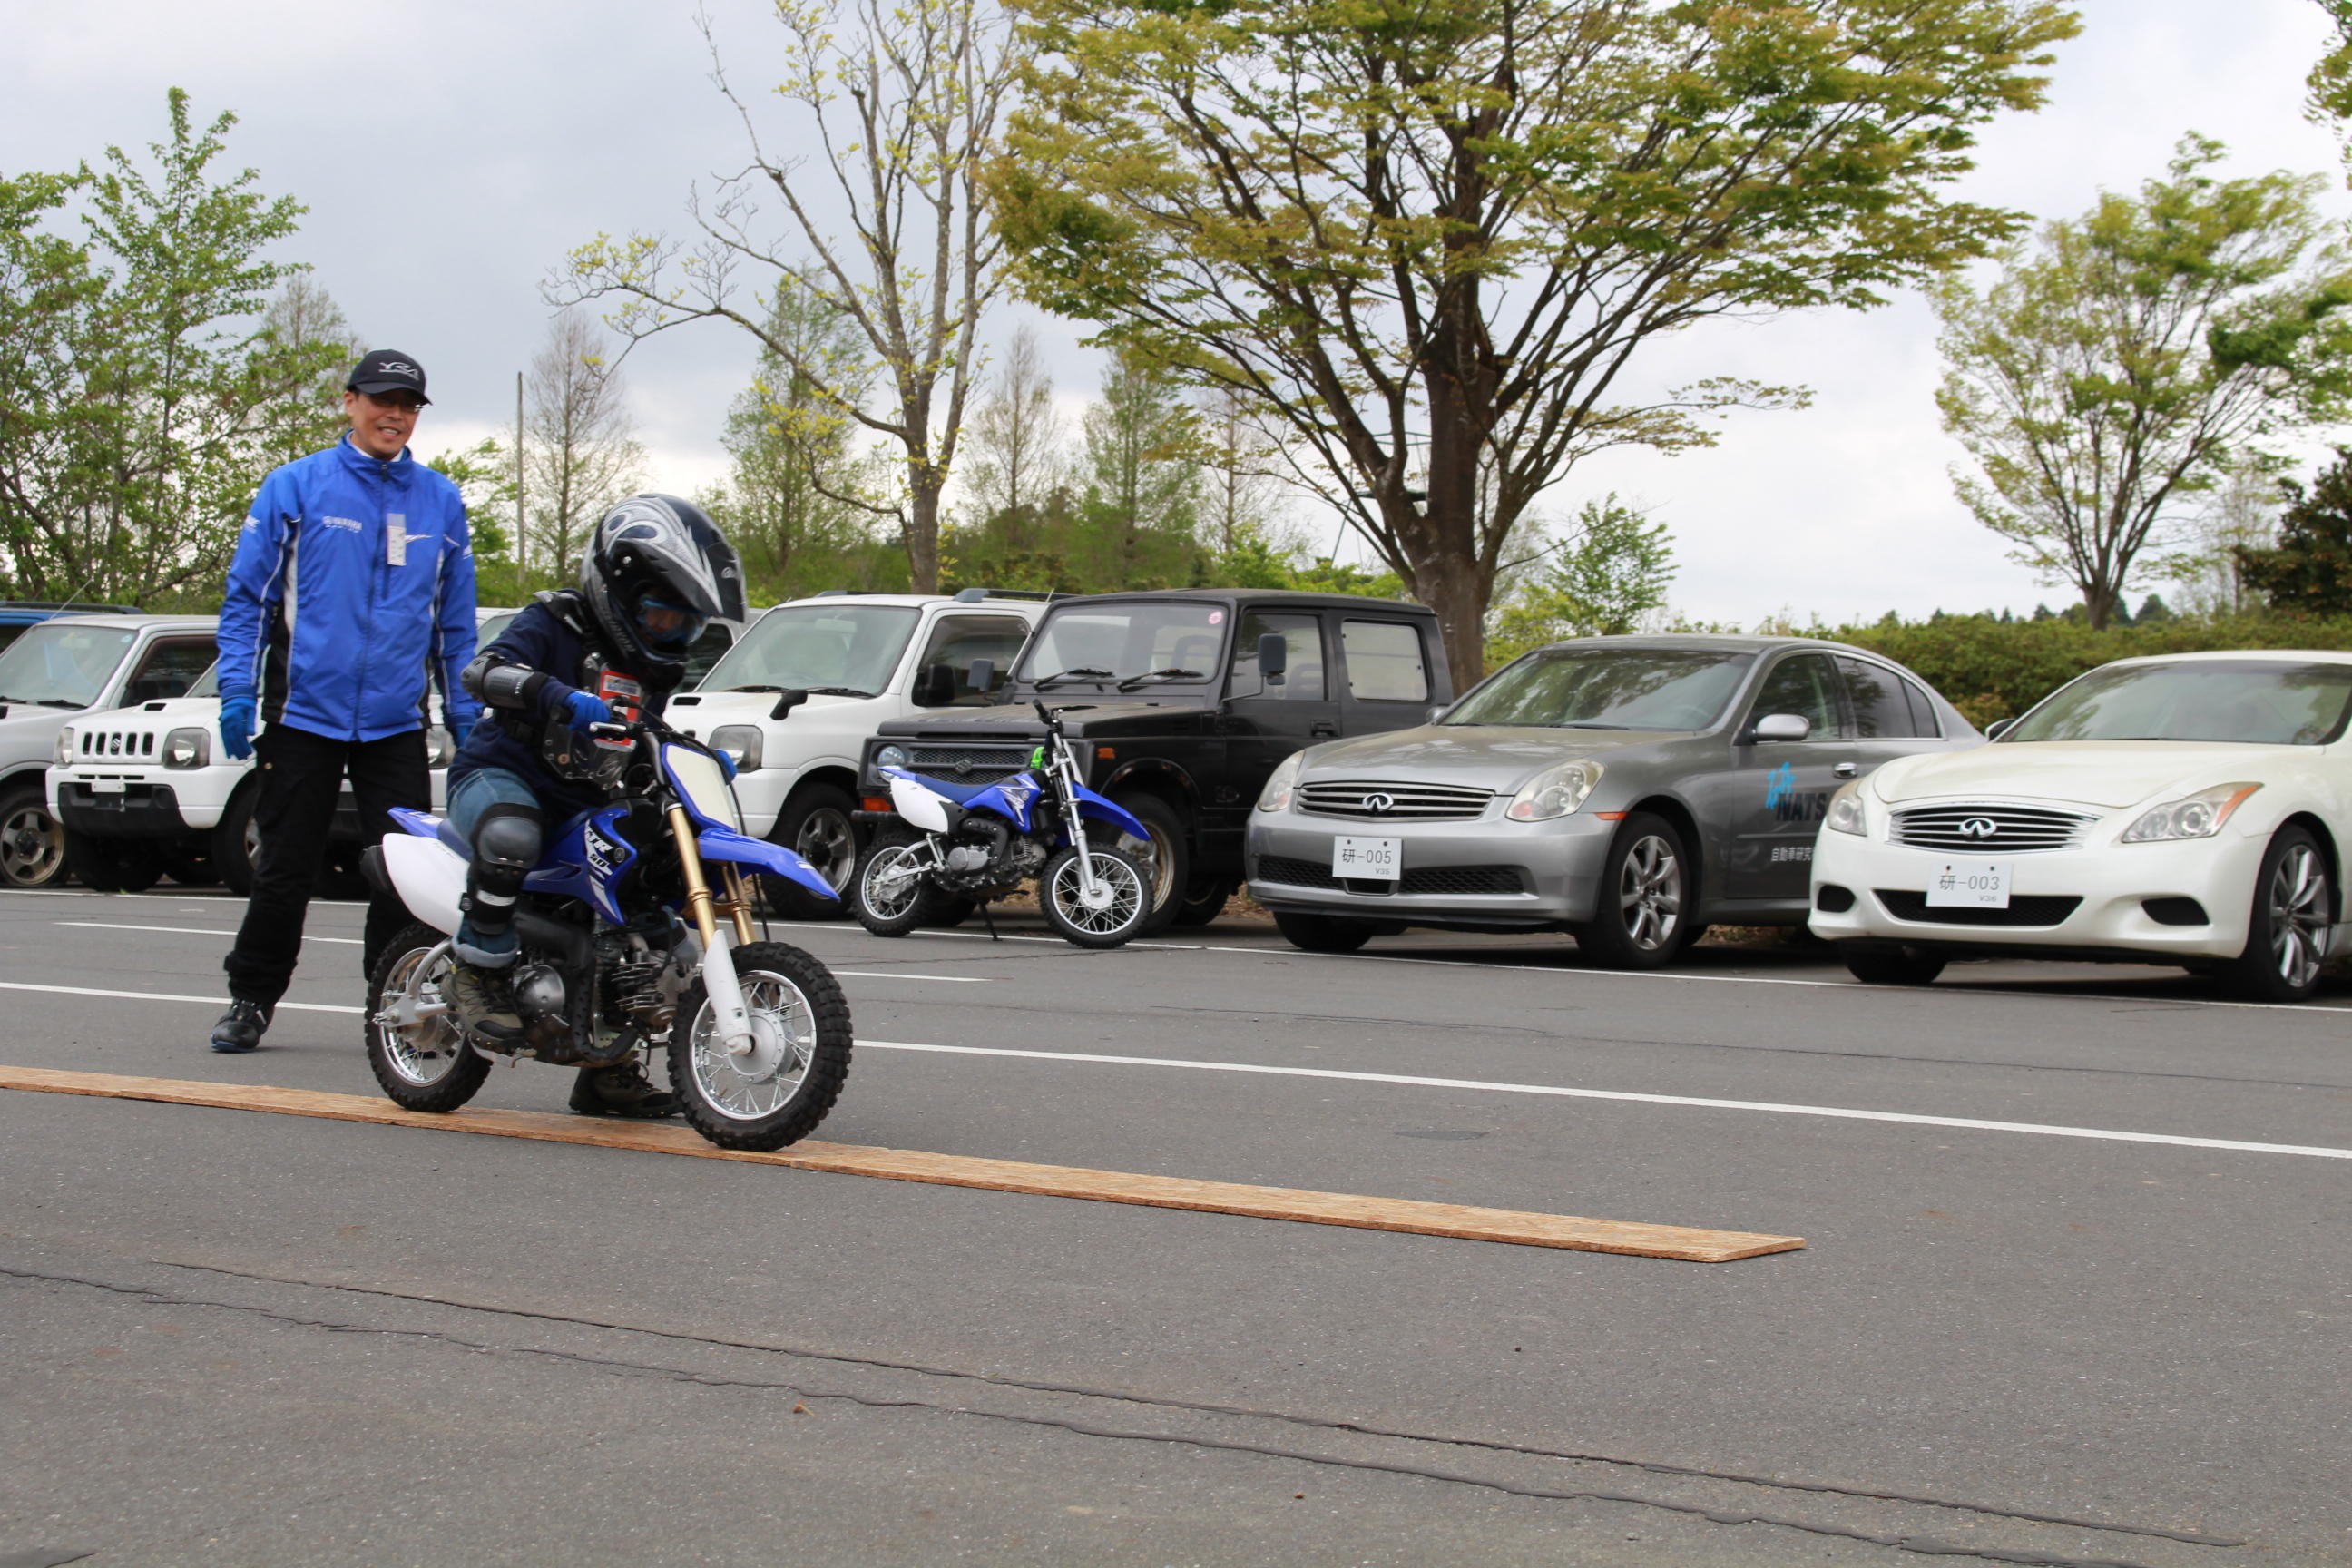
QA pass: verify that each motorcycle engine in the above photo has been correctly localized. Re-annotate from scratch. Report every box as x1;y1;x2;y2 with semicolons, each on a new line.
512;963;573;1053
937;817;1015;894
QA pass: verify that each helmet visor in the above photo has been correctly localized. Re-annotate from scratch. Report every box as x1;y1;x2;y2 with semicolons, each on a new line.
635;593;707;651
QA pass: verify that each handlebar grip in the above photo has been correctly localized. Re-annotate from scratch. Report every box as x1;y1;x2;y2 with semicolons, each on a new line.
585;722;631;740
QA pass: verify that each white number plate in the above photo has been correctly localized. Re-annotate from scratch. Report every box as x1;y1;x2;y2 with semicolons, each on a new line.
92;778;126;794
1925;858;2013;909
1333;835;1400;881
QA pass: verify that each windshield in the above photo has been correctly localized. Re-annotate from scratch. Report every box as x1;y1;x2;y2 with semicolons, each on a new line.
0;623;137;710
698;603;918;697
2003;659;2352;745
1445;648;1756;730
1013;603;1228;689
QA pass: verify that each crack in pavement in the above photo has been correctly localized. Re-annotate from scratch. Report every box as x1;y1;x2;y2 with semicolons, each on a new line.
0;1259;2239;1563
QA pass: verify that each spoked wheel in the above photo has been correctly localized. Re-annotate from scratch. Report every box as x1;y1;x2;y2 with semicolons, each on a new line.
852;831;940;938
365;921;490;1112
2220;827;2333;1002
1572;812;1695;969
1039;843;1152;948
0;783;67;888
670;941;853;1151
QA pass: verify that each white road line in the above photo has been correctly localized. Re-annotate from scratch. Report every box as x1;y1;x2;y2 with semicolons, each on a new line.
832;972;989;984
57;921;362;946
1;975;2341;1162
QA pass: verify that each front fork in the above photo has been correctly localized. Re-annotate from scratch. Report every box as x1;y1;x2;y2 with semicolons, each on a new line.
1053;746;1106;903
670;804;760;1055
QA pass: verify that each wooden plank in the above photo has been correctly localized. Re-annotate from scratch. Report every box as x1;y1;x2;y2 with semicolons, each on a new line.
0;1065;1805;1262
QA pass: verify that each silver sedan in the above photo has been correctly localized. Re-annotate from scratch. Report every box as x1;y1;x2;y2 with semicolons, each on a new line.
1245;635;1979;965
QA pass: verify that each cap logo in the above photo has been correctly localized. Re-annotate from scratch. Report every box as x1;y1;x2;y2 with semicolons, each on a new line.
377;361;418;377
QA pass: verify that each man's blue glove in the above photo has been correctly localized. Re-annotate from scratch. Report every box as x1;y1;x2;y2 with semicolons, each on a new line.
448;717;474;750
561;690;612;732
219;696;256;761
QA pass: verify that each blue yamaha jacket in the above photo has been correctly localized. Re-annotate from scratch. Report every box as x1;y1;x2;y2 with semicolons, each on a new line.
217;436;482;742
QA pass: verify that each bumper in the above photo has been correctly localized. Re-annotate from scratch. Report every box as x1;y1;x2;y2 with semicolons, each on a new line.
1244;809;1617;926
54;780;195;839
52;764;239;830
1808;827;2268;961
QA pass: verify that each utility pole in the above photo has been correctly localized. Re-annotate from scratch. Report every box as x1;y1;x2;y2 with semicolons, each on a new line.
513;370;526;583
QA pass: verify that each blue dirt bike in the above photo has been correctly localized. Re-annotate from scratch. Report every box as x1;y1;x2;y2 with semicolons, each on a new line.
852;701;1156;948
363;716;853;1150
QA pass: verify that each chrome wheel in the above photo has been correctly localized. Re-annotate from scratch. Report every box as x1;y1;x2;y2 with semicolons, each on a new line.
374;942;466;1087
795;804;858;894
0;798;64;887
858;841;927;920
684;966;818;1122
1047;848;1144;936
1617;833;1683;952
2264;840;2330;991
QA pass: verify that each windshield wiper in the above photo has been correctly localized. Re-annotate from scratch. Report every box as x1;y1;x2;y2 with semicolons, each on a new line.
720;683;873;698
1116;667;1204;691
1034;667;1113;690
1558;720;1630;730
0;696;83;710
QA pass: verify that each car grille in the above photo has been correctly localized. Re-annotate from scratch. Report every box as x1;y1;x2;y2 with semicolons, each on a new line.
78;729;159;759
1256;855;1527;896
905;744;1031;783
1891;804;2100;853
1297;780;1494;821
1874;890;2083;927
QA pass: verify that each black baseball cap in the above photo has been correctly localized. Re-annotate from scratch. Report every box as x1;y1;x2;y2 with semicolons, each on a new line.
346;349;430;404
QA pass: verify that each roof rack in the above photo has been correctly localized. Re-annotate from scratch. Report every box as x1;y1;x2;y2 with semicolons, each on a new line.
0;600;139;612
952;587;1062;603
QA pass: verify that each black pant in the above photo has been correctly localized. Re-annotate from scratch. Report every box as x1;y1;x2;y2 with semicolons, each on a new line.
223;725;430;1006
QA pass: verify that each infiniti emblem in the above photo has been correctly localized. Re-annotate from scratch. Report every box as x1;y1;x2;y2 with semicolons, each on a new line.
1362;792;1396;814
1958;817;1999;838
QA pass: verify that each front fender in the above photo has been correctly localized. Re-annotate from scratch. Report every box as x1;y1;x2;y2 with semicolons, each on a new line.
1069;786;1150;844
699;824;838;902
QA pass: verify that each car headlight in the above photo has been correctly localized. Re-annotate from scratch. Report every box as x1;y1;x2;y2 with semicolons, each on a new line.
1505;760;1602;822
54;727;74;765
710;725;763;771
162;727;210;769
1825;780;1867;836
872;743;909;781
2120;782;2261;844
1258;751;1304;813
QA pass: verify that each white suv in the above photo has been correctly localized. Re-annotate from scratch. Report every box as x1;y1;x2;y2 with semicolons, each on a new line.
667;591;1049;914
0;614;220;889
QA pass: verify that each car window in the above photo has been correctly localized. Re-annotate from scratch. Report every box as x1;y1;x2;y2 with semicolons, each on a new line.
911;613;1032;706
1013;603;1227;689
124;638;216;704
0;622;138;709
1836;656;1935;739
1341;621;1428;702
1749;653;1841;739
2004;659;2352;745
1229;611;1326;701
683;622;734;686
701;603;919;696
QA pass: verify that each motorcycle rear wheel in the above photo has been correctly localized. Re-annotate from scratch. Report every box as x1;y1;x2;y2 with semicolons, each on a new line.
671;941;854;1151
1040;843;1152;948
366;921;490;1112
851;834;939;937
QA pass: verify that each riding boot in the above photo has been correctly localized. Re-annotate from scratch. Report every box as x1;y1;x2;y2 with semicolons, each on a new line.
570;1057;681;1119
450;803;542;1049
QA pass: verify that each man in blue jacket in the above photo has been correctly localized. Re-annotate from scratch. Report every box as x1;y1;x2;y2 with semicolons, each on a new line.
208;349;481;1053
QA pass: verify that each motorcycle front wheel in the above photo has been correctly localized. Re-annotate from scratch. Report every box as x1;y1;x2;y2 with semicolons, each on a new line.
670;941;854;1151
366;921;491;1112
1040;843;1152;949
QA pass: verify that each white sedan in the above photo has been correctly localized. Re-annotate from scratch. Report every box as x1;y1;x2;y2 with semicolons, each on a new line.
1808;651;2352;1001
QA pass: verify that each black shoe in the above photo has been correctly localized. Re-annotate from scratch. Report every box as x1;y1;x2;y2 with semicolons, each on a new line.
570;1060;681;1119
447;961;524;1048
209;998;273;1054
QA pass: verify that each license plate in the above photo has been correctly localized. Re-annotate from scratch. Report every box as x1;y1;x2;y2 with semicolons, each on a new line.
1332;835;1400;881
1925;858;2013;909
91;779;125;795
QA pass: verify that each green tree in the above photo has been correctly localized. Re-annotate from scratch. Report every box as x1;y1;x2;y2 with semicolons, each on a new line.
990;0;2075;681
2236;449;2352;618
1485;495;1675;665
0;91;341;605
1935;136;2352;630
1076;350;1203;588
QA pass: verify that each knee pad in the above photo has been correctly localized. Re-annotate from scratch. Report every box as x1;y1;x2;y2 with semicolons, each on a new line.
465;804;544;923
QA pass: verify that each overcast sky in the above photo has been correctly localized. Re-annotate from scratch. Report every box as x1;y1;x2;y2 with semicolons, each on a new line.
5;0;2346;623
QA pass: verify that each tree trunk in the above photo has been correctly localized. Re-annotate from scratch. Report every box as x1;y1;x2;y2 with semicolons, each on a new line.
906;471;942;593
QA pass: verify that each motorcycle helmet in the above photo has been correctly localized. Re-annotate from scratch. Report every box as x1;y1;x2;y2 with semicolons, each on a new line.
578;494;746;690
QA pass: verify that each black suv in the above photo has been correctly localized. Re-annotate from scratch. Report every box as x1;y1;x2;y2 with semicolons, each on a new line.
859;588;1453;933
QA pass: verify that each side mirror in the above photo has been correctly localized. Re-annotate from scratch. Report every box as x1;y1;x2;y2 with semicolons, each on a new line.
966;657;997;694
1745;712;1811;744
1257;632;1288;685
1426;703;1448;725
915;664;956;706
1985;717;2016;740
769;689;808;720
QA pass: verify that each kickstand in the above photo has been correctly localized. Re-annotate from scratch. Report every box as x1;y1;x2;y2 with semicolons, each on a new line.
980;901;1001;942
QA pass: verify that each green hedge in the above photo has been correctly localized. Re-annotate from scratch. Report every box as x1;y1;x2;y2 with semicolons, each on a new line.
1825;614;2352;730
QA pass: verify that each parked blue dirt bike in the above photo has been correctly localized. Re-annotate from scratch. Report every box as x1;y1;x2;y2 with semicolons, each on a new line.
852;700;1155;948
362;716;852;1150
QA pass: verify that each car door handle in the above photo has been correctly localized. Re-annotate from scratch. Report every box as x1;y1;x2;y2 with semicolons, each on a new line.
1310;721;1338;738
1833;761;1858;779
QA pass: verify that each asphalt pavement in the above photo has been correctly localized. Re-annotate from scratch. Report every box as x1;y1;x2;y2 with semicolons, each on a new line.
1;886;2347;1568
